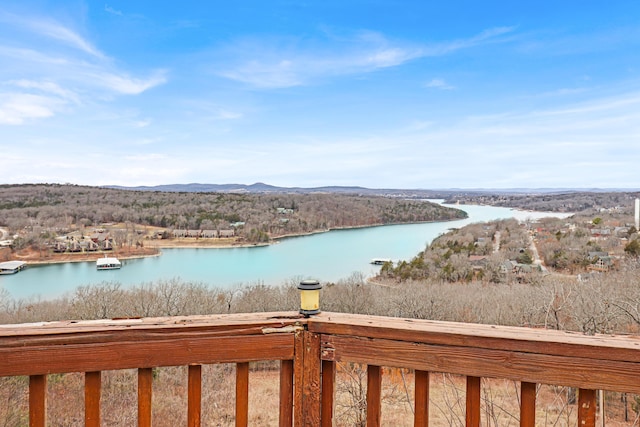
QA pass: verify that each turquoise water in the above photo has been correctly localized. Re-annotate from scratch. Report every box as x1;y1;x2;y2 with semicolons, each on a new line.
0;203;571;300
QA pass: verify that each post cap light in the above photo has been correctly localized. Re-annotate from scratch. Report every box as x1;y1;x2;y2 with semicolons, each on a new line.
298;279;322;317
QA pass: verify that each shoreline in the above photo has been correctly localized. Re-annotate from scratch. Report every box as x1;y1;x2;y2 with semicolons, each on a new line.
8;215;471;266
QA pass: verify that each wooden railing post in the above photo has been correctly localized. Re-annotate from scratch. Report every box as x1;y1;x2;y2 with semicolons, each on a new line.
466;376;480;427
294;330;321;426
188;365;201;427
85;371;101;427
138;368;153;427
279;360;294;427
321;360;336;427
29;374;47;427
520;382;536;427
367;365;382;427
414;370;429;427
578;389;597;427
236;362;249;427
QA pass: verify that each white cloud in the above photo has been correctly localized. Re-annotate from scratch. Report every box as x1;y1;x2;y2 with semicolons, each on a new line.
135;120;151;128
0;13;168;125
9;79;80;104
93;71;168;95
424;78;455;90
17;16;106;59
0;93;64;125
124;153;168;161
214;110;243;120
104;5;123;16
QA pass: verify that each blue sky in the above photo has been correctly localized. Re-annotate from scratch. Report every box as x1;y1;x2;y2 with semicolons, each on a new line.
1;1;640;189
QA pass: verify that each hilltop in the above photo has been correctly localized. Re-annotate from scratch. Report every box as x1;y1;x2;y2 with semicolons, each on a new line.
0;184;466;263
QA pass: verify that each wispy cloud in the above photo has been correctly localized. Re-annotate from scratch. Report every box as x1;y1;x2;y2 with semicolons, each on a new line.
8;14;107;59
92;71;168;95
104;5;123;16
424;78;455;90
213;110;243;120
216;27;515;89
0;92;64;125
0;12;167;125
9;79;80;104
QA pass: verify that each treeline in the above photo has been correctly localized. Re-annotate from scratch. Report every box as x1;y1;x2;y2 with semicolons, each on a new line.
0;184;466;243
448;191;640;213
380;208;640;282
379;219;535;283
2;265;640;335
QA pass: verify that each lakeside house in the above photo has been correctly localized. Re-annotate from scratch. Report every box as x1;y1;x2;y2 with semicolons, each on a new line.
171;229;236;239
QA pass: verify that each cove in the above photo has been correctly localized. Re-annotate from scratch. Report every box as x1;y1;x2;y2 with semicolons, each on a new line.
0;202;572;301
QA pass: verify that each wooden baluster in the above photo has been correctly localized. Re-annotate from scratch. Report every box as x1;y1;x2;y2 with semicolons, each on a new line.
367;365;382;427
321;360;336;427
138;368;153;427
279;360;294;427
578;389;597;427
188;365;202;427
236;362;249;427
520;382;536;427
466;376;480;427
85;371;101;427
29;374;47;427
414;370;429;427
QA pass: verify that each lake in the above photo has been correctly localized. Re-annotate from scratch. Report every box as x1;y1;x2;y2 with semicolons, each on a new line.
0;202;572;300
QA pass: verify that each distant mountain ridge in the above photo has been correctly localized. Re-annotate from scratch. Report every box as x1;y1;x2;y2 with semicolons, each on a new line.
104;183;639;197
106;182;379;194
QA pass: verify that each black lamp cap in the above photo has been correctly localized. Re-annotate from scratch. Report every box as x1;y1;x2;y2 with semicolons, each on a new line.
298;279;322;290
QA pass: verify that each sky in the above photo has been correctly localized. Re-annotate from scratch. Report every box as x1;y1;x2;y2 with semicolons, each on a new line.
1;1;640;189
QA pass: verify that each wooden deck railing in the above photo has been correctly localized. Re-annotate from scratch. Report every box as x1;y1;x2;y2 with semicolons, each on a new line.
1;311;640;426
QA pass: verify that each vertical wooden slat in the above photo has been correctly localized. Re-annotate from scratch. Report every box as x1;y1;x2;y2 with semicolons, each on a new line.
520;382;536;427
138;368;153;427
414;370;429;427
29;374;47;427
236;362;249;427
279;360;294;427
85;371;101;427
466;376;481;427
578;389;597;427
321;360;336;427
367;365;382;427
188;365;202;427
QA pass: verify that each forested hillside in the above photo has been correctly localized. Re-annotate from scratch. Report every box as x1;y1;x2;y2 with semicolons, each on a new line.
448;191;640;213
0;184;466;245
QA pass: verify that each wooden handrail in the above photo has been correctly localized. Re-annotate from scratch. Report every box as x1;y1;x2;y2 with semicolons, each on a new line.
1;311;640;426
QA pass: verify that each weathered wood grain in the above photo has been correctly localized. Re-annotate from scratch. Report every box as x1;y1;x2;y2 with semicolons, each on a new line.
188;365;201;427
578;389;596;427
321;335;640;394
29;374;46;427
321;360;335;427
309;312;640;363
367;365;382;427
466;376;480;427
138;368;152;427
414;370;429;427
302;331;321;426
236;362;249;427
279;360;294;427
520;382;536;427
293;331;304;427
85;371;101;427
0;334;294;376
